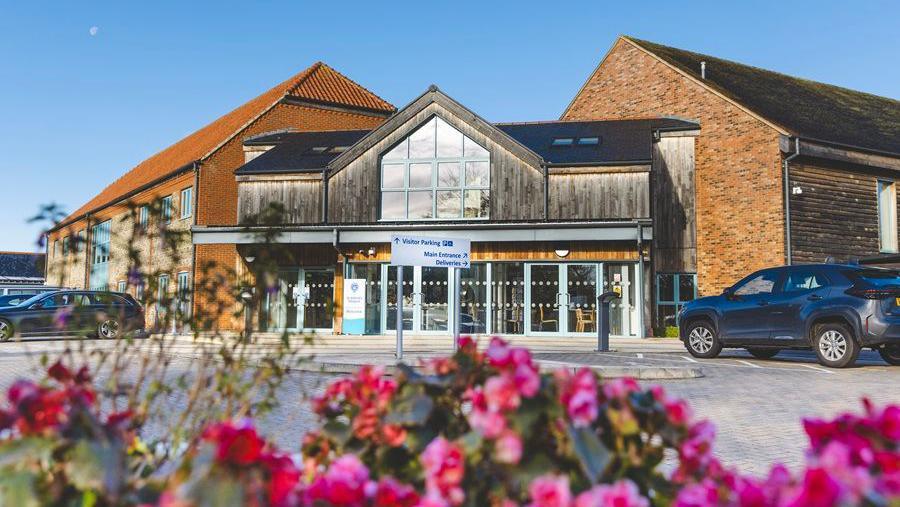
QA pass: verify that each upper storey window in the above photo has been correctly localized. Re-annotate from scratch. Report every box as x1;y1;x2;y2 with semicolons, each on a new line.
380;117;490;220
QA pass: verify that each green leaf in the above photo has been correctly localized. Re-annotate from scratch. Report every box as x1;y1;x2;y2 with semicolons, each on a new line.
65;439;126;495
510;453;554;489
385;394;434;426
0;470;40;507
509;397;544;434
404;427;438;453
0;437;54;468
322;420;352;445
458;431;483;455
567;425;611;484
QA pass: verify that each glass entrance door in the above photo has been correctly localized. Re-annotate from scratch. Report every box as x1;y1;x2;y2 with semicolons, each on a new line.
566;264;598;334
384;266;449;333
264;268;334;332
603;263;637;337
528;264;562;333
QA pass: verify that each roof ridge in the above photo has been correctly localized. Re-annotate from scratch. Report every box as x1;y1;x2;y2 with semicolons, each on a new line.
495;116;669;126
624;35;900;104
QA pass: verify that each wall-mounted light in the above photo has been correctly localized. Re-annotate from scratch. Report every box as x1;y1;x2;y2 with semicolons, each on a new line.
792;186;803;195
244;255;256;264
554;249;570;258
367;247;376;257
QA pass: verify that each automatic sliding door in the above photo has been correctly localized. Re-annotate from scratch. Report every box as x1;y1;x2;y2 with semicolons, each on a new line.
460;264;487;334
566;264;598;334
529;265;561;333
420;267;449;331
386;266;414;331
301;269;333;330
491;263;524;334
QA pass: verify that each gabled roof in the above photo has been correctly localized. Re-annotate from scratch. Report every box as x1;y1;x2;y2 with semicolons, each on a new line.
328;86;544;175
58;62;394;229
617;36;900;155
235;117;697;176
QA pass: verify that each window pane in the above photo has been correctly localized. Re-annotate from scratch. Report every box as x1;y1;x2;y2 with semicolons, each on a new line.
678;275;696;301
878;181;898;252
464;189;489;218
436;118;464;158
383;139;408;160
382;164;404;189
491;263;525;334
408;163;432;188
381;192;405;219
409;118;436;159
465;161;489;187
436;190;461;218
408;191;434;219
437;162;460;187
658;274;675;302
734;272;779;296
784;272;826;292
464;137;489;158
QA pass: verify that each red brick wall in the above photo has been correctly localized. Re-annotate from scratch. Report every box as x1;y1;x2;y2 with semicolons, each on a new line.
563;39;786;294
193;102;387;330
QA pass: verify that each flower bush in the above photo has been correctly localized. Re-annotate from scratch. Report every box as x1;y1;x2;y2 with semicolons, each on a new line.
0;337;897;506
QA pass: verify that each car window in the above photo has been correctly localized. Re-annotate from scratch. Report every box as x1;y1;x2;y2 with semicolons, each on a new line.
90;293;125;306
733;271;780;296
847;269;900;287
783;271;828;292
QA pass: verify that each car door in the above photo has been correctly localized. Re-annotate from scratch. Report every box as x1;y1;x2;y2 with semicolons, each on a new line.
20;294;68;335
719;269;783;342
767;270;830;343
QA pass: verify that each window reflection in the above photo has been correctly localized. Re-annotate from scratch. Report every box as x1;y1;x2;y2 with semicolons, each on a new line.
379;116;490;220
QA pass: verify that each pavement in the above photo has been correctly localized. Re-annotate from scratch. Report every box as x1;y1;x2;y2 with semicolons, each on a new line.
0;334;897;477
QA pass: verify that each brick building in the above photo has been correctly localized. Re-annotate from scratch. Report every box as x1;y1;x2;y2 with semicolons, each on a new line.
563;36;900;328
46;63;394;330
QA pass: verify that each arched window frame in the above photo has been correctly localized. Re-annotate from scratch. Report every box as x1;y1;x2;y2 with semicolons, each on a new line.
379;116;490;221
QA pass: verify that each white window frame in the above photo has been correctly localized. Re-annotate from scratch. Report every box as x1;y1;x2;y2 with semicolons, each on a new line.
139;205;149;229
180;187;193;220
878;180;898;253
161;196;173;224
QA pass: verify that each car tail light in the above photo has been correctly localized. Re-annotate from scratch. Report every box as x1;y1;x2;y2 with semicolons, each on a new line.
845;287;900;299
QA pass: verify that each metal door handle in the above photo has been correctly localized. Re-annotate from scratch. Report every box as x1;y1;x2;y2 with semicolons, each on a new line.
757;301;769;306
807;294;823;301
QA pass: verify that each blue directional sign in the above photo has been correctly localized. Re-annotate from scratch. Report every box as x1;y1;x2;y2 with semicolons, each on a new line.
390;234;472;268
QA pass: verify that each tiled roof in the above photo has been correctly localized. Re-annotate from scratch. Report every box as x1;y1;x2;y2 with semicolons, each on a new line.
58;62;394;228
624;36;900;155
0;252;45;281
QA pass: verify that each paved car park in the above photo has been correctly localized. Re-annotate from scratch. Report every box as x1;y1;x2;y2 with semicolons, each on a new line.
0;338;896;476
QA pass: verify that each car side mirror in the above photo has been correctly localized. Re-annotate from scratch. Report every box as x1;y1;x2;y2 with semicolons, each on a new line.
722;287;736;300
29;302;43;310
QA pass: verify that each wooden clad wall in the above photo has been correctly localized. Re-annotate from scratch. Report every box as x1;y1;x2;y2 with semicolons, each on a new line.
237;177;322;224
327;102;544;223
548;168;650;220
652;135;696;273
789;159;892;264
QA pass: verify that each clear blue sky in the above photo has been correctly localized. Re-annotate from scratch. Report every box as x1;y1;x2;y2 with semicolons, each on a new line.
1;0;898;252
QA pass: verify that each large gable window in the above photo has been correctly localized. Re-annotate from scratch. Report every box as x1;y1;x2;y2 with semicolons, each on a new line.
380;117;490;220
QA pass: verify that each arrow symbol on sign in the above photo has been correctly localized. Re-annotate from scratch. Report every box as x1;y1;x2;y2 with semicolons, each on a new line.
393;238;400;244
462;261;469;267
463;253;469;259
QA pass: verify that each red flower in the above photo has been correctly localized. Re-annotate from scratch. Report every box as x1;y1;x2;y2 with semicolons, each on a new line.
370;476;420;507
262;453;300;507
203;422;266;466
382;424;407;447
47;360;73;382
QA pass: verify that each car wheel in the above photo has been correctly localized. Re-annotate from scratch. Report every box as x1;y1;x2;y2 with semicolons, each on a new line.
97;319;120;339
746;348;779;359
813;323;859;368
0;320;12;342
684;320;722;358
878;345;900;366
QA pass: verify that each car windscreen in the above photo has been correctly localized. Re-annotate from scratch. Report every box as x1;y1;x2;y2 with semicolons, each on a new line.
847;269;900;287
16;293;47;307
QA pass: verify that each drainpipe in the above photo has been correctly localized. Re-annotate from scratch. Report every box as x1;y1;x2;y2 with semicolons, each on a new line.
783;138;801;265
636;223;645;338
322;168;329;224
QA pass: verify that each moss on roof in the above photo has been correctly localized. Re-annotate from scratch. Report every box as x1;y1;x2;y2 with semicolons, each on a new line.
626;36;900;155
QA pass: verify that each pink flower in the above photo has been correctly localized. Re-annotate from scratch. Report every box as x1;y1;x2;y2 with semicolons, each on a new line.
369;476;420;507
602;377;639;401
466;387;507;438
673;480;718;507
202;421;266;466
527;474;571;507
783;467;843;507
495;431;523;465
876;404;900;441
305;454;371;506
485;374;521;412
558;368;599;427
487;337;513;368
574;480;649;507
513;362;541;398
677;421;717;475
421;437;466;505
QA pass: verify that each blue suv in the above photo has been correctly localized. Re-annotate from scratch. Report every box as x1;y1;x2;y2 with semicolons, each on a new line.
678;264;900;368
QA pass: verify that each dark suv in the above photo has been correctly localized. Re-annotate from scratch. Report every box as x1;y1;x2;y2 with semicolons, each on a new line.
679;264;900;368
0;290;145;341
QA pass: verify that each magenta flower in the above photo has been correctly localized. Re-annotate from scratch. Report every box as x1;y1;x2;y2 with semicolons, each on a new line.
527;474;571;507
574;479;649;507
673;479;718;507
421;437;465;506
495;431;523;465
558;368;599;427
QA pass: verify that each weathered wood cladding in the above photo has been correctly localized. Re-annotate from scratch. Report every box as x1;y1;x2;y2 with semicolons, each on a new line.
652;136;696;273
334;240;640;263
327;103;544;223
237;176;322;224
789;159;898;265
548;167;650;220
